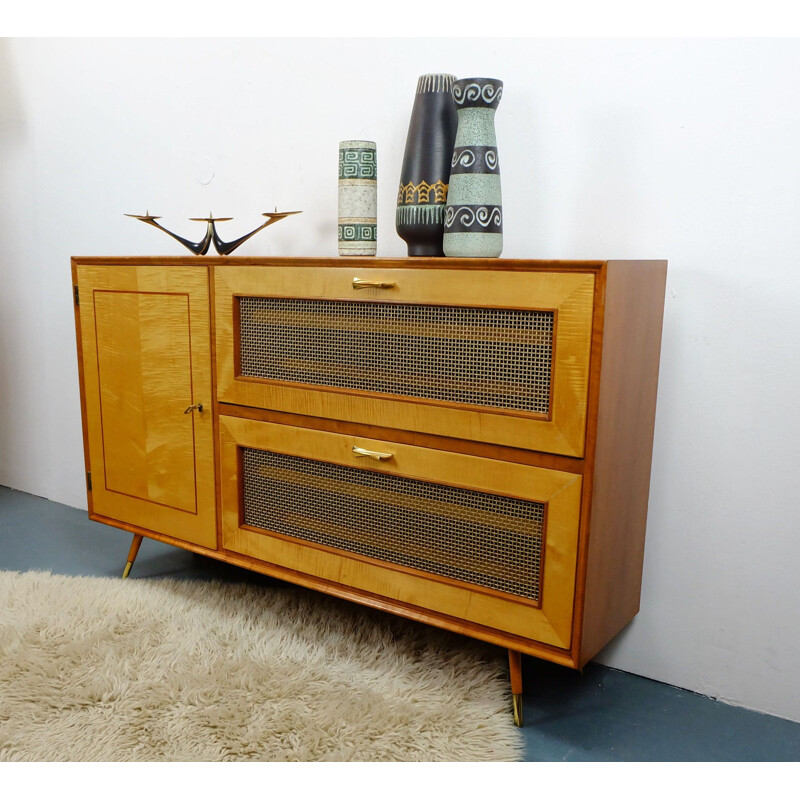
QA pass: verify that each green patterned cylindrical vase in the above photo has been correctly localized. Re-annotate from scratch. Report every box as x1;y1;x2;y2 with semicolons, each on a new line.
443;79;503;258
338;140;377;256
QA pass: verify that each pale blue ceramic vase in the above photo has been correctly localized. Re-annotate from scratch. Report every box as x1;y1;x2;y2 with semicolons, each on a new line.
443;78;503;258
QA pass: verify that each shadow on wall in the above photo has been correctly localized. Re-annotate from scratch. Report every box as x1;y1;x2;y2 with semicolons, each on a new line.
0;40;26;158
0;41;42;495
0;38;29;407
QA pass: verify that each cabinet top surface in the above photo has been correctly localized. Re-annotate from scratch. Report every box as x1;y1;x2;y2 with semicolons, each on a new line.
71;256;665;272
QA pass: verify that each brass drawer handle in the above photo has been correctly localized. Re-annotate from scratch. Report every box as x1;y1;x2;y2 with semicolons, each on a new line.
184;403;204;414
352;446;394;462
352;278;396;290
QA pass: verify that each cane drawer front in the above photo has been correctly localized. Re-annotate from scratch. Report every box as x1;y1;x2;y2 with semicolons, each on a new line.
215;265;595;457
219;415;582;649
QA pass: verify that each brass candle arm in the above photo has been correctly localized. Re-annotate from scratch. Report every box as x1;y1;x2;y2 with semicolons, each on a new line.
211;210;302;256
124;213;214;255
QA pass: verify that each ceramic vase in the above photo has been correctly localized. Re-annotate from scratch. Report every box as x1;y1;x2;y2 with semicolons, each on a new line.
443;78;503;258
338;140;377;256
396;74;458;257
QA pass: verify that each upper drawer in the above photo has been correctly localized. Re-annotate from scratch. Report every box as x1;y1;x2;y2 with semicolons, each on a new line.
214;265;595;456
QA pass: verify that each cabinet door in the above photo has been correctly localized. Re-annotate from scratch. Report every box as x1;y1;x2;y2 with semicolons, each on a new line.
219;415;582;650
75;264;216;549
214;265;595;457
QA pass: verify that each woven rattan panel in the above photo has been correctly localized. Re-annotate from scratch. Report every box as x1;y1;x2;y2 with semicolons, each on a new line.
238;298;554;415
241;448;545;603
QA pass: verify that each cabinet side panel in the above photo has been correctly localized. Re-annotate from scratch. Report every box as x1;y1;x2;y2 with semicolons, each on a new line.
72;260;93;511
579;260;667;665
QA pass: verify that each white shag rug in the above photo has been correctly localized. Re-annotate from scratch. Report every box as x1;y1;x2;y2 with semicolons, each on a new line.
0;570;523;761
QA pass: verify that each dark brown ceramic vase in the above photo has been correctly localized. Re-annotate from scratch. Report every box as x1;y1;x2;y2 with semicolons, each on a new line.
396;74;458;256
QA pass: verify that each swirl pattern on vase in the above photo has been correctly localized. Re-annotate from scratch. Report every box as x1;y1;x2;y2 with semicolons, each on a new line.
443;78;503;257
452;79;503;110
450;146;499;175
444;205;502;234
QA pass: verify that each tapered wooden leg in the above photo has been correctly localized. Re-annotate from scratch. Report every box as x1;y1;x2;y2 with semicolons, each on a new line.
508;649;523;727
122;534;144;579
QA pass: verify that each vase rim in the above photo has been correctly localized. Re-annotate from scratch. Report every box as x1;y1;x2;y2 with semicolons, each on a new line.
453;77;503;85
415;74;457;94
339;140;376;148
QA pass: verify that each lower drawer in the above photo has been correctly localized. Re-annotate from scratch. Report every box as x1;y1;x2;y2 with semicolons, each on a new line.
218;415;582;649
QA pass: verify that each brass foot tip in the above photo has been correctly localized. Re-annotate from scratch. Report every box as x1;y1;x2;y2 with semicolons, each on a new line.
122;562;133;579
512;694;523;727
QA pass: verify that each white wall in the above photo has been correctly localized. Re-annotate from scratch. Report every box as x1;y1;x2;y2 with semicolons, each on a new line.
2;37;799;723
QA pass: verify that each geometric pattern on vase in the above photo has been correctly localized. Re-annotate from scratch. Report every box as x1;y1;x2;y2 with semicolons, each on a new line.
397;179;449;204
339;147;377;180
396;204;447;226
338;223;377;242
338;139;377;256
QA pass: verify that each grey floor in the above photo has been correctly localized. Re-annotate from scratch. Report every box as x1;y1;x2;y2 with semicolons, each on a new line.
1;484;799;762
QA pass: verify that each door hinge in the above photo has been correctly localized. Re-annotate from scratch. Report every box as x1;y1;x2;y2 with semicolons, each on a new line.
74;285;80;306
86;471;92;492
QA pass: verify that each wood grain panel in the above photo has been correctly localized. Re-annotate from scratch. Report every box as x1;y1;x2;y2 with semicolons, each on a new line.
75;262;217;549
75;256;604;272
217;403;585;474
94;290;196;511
576;260;667;665
218;415;582;649
214;266;595;456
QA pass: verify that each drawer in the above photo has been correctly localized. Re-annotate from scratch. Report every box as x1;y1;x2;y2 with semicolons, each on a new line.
214;265;595;457
219;415;582;649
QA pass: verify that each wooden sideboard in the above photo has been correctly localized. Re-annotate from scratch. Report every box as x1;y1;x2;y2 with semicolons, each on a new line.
72;256;667;726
